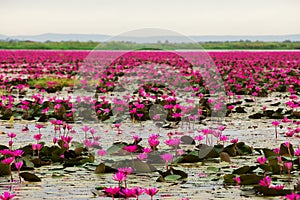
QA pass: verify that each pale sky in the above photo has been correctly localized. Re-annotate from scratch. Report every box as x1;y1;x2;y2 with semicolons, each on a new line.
1;0;300;36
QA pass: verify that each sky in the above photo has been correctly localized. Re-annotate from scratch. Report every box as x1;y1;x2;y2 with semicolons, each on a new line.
0;0;300;36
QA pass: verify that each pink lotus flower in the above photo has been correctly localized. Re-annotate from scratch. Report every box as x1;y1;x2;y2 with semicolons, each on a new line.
123;145;138;153
273;148;280;154
148;139;160;148
285;193;300;200
194;135;204;141
284;162;293;170
112;171;126;182
220;135;228;141
160;153;173;162
164;138;181;147
143;147;152;153
272;120;280;126
119;188;136;198
257;157;267;165
0;191;16;200
81;125;90;132
161;153;173;170
114;123;121;128
144;187;159;199
14;161;23;170
33;133;42;141
118;167;132;175
32;143;43;151
270;184;284;190
7;133;16;138
133;187;144;197
53;137;58;144
233;176;241;184
259;176;271;187
230;138;238;144
12;150;23;157
83;139;93;148
35;124;44;129
97;149;107;157
137;153;147;160
1;157;14;165
104;186;120;197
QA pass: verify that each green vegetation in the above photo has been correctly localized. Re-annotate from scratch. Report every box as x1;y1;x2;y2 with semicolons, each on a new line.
1;40;300;50
28;77;74;89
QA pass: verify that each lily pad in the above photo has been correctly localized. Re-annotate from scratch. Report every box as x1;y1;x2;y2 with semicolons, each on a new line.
254;186;292;196
20;172;41;182
164;174;182;181
240;174;263;185
0;162;10;176
94;163;117;174
106;143;126;155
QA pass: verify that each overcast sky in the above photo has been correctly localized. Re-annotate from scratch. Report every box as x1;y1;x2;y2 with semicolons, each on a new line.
1;0;299;36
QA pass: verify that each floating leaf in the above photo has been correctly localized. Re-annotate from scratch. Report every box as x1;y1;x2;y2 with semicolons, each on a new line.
74;147;84;156
233;166;255;174
113;159;156;173
240;174;263;185
220;152;231;163
156;167;187;182
164;174;182;181
224;144;237;156
279;143;294;156
94;163;117;174
236;142;253;155
207;166;219;172
22;156;34;168
223;174;235;184
0;162;10;176
180;135;195;145
106;143;126;155
64;167;81;173
172;150;201;164
262;148;278;159
20;172;41;182
254;186;292;196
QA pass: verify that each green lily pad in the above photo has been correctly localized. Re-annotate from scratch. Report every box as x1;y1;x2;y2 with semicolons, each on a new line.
164;174;182;181
207;166;219;172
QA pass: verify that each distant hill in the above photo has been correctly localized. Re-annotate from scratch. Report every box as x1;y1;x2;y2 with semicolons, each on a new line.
1;33;300;43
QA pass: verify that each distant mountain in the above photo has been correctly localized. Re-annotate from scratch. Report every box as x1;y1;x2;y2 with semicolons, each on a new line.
1;33;300;43
1;33;111;42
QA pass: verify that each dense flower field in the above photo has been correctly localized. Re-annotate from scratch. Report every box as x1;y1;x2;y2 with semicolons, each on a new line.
0;50;299;200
